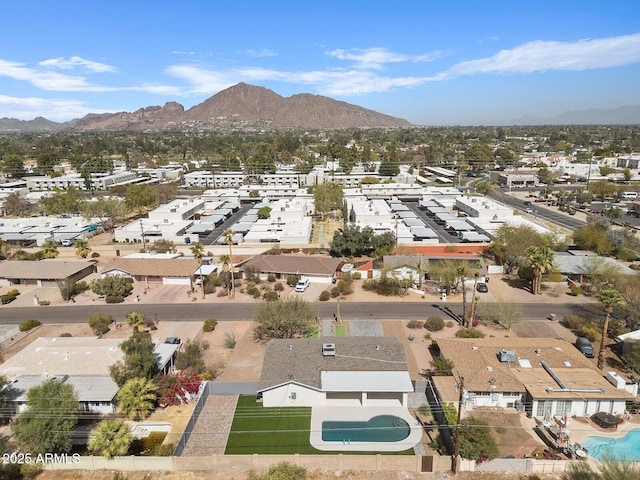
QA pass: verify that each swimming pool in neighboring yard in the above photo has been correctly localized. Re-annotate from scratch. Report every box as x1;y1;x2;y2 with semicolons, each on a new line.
322;415;410;443
582;428;640;461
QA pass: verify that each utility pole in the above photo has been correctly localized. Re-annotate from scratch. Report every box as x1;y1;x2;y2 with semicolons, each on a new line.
452;376;465;474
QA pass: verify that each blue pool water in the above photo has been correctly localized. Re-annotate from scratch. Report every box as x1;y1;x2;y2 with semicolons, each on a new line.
582;428;640;461
322;415;410;442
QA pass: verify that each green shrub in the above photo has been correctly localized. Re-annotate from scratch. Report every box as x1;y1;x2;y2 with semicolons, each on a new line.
579;327;599;342
569;284;582;296
455;328;485;338
19;319;42;331
5;289;20;297
407;319;424;329
352;271;362;280
424;316;445;332
319;290;330;301
91;251;100;258
263;291;278;301
562;314;590;331
267;273;276;282
335;279;353;295
59;332;72;337
247;286;261;298
224;332;236;348
273;282;284;292
330;286;341;298
105;295;124;303
203;318;217;332
286;274;301;287
0;294;17;305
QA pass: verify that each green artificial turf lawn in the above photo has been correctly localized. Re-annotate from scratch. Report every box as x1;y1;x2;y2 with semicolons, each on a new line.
225;395;317;454
224;396;414;455
334;325;347;336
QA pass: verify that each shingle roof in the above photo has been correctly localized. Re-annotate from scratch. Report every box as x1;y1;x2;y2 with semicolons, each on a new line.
436;337;634;401
241;255;341;276
258;337;408;391
0;259;95;280
101;257;199;277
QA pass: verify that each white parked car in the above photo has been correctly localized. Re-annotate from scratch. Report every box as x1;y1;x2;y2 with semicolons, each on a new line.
295;277;310;292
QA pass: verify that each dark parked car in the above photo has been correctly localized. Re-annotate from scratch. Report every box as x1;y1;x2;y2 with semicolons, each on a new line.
575;337;595;358
476;282;488;293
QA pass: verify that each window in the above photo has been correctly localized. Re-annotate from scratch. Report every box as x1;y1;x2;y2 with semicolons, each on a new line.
556;400;571;417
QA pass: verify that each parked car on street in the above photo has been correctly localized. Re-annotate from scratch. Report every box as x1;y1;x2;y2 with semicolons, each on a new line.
476;282;488;293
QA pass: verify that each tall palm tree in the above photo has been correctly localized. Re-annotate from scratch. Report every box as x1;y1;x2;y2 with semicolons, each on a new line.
525;245;555;295
219;253;231;297
223;229;236;299
125;311;147;333
468;272;481;327
40;239;59;259
74;238;92;258
116;377;157;421
596;289;626;370
456;265;468;327
87;419;132;459
190;242;205;299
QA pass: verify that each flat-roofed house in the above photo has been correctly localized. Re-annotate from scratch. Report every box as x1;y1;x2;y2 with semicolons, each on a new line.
0;337;124;416
258;337;413;408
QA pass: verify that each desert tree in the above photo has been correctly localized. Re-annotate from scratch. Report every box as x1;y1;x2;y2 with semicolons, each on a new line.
13;379;79;454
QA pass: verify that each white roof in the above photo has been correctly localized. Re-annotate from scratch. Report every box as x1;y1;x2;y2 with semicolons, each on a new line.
321;371;413;393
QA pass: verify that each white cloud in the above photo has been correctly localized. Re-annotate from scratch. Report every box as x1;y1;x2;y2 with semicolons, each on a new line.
38;56;117;73
326;47;443;70
244;49;278;58
444;33;640;78
0;94;111;121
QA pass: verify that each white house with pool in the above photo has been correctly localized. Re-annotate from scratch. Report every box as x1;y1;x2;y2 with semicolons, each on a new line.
257;337;422;451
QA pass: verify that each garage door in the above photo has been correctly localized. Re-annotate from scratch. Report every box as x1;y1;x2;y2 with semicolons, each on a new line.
164;277;191;285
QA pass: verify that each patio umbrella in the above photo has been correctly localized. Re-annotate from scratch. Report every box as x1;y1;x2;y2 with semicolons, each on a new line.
592;411;618;428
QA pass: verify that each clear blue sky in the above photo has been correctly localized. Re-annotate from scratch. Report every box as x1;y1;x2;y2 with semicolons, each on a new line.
1;1;639;125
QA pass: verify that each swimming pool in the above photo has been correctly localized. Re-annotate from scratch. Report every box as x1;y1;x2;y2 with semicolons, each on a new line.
322;415;410;442
582;428;640;461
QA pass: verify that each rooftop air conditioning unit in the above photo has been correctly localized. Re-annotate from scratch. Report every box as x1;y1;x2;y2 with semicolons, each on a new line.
498;349;516;363
322;343;336;357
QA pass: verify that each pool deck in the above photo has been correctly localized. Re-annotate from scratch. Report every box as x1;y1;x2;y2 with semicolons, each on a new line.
572;414;640;443
309;406;423;452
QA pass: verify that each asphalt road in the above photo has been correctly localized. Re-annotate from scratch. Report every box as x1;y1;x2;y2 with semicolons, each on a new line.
0;300;601;325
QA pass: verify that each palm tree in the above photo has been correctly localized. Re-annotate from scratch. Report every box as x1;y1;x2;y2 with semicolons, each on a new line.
116;377;157;421
596;289;626;370
74;238;92;258
40;239;59;259
223;229;236;299
525;245;555;295
87;419;132;458
456;265;468;327
468;272;481;327
219;253;232;296
125;311;147;333
190;242;205;299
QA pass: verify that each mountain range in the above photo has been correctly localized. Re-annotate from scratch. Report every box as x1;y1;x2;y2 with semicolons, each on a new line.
0;83;412;132
1;84;639;131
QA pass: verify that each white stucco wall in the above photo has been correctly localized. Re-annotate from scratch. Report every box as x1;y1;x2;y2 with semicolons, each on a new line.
262;383;325;407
